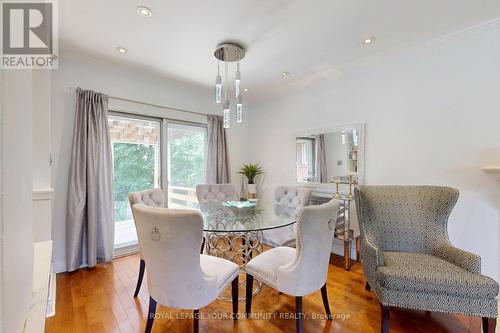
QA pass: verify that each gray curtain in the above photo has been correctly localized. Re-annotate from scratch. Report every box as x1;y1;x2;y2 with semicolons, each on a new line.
66;88;114;272
206;115;231;184
315;134;327;183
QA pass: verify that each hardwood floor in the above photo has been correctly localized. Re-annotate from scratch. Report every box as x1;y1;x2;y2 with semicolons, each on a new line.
45;254;482;333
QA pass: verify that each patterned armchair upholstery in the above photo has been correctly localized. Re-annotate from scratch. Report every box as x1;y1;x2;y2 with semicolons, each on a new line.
355;186;498;333
195;184;238;212
263;186;312;247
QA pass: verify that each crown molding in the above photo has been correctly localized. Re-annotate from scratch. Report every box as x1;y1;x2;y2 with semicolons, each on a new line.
482;166;500;182
258;18;500;100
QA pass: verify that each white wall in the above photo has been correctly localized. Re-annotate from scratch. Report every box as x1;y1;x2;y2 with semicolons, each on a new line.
2;70;34;333
51;51;249;272
32;71;53;244
248;23;500;282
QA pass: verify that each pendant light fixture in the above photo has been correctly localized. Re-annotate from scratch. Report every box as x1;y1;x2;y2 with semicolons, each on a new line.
214;43;246;128
215;61;222;103
223;62;230;128
236;95;243;123
235;61;241;98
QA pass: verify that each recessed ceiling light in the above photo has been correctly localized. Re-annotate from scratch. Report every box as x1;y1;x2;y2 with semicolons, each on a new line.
364;37;376;45
281;71;290;77
116;47;128;54
136;6;152;17
244;88;249;92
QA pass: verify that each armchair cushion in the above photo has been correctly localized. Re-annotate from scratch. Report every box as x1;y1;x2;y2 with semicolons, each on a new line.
245;246;296;289
378;252;499;299
200;254;239;293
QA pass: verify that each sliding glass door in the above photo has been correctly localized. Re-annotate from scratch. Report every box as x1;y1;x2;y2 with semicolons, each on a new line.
109;114;207;252
109;115;161;250
167;123;207;209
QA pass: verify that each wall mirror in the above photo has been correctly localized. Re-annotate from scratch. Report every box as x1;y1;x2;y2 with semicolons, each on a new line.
295;123;365;185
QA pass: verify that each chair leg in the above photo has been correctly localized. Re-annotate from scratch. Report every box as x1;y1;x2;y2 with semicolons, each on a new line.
193;309;199;333
200;236;205;254
380;303;390;333
145;297;156;333
483;317;497;333
134;259;146;297
356;237;361;261
231;275;239;320
245;273;254;318
365;281;371;291
320;283;333;320
296;296;303;333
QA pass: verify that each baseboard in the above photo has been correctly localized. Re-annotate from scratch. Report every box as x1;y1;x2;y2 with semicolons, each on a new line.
53;248;139;274
46;265;56;317
53;260;66;274
24;241;52;333
113;243;139;259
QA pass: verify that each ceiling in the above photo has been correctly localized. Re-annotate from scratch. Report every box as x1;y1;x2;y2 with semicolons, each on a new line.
60;0;500;93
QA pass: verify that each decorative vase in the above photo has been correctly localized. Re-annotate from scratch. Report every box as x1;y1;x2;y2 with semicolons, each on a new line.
240;176;246;200
248;184;257;199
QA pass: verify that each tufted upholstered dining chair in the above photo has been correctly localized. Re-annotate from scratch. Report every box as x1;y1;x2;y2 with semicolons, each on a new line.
132;204;240;333
355;186;499;333
262;186;312;247
129;188;165;298
195;184;239;212
245;199;341;333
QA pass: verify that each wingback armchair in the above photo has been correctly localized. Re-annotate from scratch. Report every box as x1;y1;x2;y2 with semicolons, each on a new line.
355;186;498;333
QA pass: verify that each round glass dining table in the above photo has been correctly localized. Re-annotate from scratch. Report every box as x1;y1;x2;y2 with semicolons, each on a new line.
200;202;297;300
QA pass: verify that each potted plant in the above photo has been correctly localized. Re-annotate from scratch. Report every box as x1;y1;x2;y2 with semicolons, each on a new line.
239;163;263;197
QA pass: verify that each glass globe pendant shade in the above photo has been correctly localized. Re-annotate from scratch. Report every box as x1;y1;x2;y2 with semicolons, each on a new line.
223;100;231;129
236;95;243;123
235;69;241;98
215;74;222;103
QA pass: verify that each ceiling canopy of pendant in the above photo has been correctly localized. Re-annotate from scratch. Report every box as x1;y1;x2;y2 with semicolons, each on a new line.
214;43;246;63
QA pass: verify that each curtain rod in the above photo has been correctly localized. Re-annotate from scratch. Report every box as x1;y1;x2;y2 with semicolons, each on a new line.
68;86;209;117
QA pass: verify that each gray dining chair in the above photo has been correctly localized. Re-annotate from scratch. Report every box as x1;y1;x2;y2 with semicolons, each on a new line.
245;199;341;333
355;185;498;333
132;204;240;333
195;184;239;212
262;186;312;247
129;188;165;297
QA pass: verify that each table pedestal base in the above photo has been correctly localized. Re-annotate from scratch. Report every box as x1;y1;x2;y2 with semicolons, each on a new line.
205;230;264;301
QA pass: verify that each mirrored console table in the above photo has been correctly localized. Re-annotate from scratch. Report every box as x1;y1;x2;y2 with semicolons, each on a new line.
308;189;360;270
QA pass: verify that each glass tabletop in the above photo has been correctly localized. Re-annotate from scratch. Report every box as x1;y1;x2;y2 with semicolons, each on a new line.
201;202;296;232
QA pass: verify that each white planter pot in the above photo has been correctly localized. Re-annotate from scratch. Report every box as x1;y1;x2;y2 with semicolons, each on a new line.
247;184;257;194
